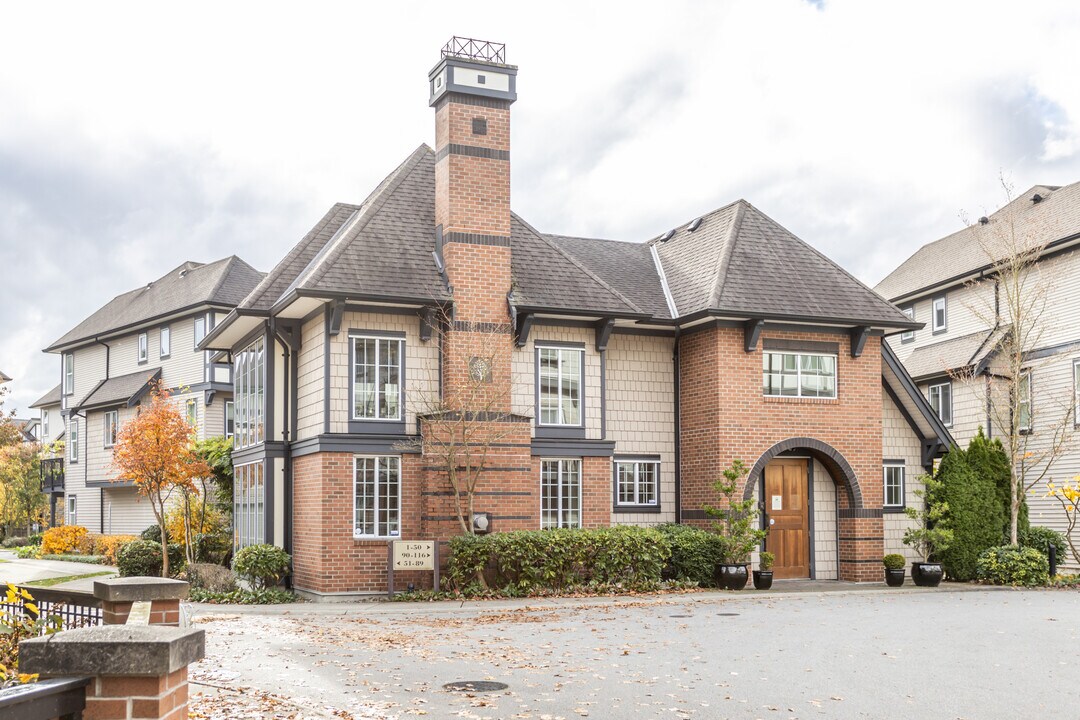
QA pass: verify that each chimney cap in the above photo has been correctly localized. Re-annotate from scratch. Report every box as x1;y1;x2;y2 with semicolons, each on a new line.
442;36;506;64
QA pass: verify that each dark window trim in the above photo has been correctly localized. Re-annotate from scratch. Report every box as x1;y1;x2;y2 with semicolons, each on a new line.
535;343;586;432
761;338;840;355
931;294;948;335
612;457;662;513
882;460;906;512
348;330;407;428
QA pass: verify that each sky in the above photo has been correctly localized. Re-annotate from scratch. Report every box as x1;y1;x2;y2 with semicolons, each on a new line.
1;0;1079;414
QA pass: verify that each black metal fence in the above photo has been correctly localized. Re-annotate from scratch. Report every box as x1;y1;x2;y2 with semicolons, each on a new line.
442;36;506;63
0;586;102;633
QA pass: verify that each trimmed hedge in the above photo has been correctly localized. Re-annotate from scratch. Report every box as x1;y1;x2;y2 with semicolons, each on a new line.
976;545;1049;587
656;523;723;587
116;540;185;577
937;447;1004;581
446;526;672;594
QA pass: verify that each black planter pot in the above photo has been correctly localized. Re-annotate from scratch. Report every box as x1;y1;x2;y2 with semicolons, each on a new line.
911;562;943;587
884;568;906;587
716;563;749;591
752;570;773;590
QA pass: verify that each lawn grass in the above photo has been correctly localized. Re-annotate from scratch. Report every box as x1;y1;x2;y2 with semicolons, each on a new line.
23;571;115;588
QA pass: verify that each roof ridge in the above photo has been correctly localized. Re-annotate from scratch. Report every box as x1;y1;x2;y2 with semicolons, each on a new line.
513;213;645;314
205;256;242;306
646;198;744;246
301;145;432;292
709;200;747;309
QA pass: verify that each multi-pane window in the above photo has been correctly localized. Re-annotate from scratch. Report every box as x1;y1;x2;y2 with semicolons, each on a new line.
763;352;837;398
538;347;583;426
104;410;118;448
138;333;148;363
932;295;947;333
354;456;401;538
541;459;581;529
233;337;265;449
928;381;952;426
352;337;403;421
66;496;77;525
1018;370;1032;432
901;307;915;343
615;460;659;508
63;354;74;395
884;463;905;508
69;418;79;461
233;462;264;549
185;399;197;427
160;326;171;358
224;401;235;440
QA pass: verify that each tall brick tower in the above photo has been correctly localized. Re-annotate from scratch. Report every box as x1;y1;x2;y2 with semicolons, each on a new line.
424;38;532;541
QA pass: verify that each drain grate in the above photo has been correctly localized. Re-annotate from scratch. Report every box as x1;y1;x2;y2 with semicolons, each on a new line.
669;614;693;618
717;612;740;617
444;681;509;693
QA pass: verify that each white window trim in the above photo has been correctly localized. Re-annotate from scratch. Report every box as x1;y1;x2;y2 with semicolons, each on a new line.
160;326;171;358
224;400;235;440
185;398;197;427
900;307;915;343
932;295;947;334
928;381;953;427
1073;359;1080;428
69;418;79;462
42;410;49;439
104;410;118;448
536;345;586;427
614;460;660;508
194;315;207;349
63;354;74;395
883;462;905;509
763;351;839;399
350;336;405;422
138;332;148;363
66;495;77;525
540;458;582;529
352;455;402;539
1018;369;1032;433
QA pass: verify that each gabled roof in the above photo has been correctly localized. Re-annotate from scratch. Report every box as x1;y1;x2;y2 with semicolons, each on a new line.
882;342;956;458
74;368;161;412
30;384;61;409
47;257;264;352
875;182;1080;302
898;328;1003;380
650;200;915;326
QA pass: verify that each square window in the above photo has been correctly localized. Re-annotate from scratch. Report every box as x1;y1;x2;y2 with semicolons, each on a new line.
477;74;486;85
615;461;660;508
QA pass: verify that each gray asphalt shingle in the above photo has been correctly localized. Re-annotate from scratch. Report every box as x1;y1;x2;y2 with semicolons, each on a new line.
75;368;161;410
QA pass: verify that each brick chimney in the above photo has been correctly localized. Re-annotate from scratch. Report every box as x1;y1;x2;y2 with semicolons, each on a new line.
429;37;518;407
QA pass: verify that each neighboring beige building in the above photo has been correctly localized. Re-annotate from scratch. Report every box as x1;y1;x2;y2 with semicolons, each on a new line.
876;183;1080;556
43;257;262;534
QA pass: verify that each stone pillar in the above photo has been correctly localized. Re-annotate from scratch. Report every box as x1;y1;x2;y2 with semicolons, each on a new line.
93;577;189;627
21;625;204;720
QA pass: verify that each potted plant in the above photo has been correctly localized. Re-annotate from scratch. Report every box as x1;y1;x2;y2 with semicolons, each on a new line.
883;554;906;587
902;474;954;587
705;460;767;591
754;551;775;590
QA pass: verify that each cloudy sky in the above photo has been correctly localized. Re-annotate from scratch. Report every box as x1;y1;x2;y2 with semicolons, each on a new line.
2;0;1079;414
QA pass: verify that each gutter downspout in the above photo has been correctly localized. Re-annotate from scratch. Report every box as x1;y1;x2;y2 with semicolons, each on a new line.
673;328;682;524
272;322;296;583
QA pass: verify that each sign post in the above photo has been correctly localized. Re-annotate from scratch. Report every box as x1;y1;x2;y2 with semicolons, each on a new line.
388;540;438;598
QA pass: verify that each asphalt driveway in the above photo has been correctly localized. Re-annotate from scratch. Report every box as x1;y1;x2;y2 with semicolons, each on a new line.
187;585;1080;719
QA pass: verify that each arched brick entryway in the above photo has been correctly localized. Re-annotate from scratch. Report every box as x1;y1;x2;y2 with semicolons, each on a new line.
742;437;862;508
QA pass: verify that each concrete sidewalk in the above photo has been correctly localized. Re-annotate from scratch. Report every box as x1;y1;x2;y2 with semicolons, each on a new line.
0;550;118;587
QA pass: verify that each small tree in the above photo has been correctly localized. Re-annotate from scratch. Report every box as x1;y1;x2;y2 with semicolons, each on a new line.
966;427;1025;540
903;474;954;562
0;442;47;535
936;447;1002;581
111;380;210;577
704;460;767;564
1045;476;1080;565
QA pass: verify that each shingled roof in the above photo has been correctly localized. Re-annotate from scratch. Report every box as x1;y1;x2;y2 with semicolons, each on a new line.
75;368;161;411
47;256;264;351
875;182;1080;302
30;384;61;409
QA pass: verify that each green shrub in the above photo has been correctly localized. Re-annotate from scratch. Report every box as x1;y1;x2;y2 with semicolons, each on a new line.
46;554;104;565
883;554;906;570
232;544;291;589
1;536;29;549
194;533;232;564
14;546;38;559
759;551;774;571
937;447;1004;581
1019;526;1067;563
446;526;670;594
189;587;296;604
976;545;1049;587
140;525;162;543
27;533;43;547
967;428;1025;539
655;524;723;587
117;540;185;577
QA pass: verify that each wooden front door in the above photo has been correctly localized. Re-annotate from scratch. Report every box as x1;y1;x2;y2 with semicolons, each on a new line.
763;458;810;579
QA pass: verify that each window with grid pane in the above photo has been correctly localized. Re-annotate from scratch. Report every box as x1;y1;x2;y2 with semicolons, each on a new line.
1018;370;1032;432
541;459;581;529
232;336;264;449
883;464;905;508
615;461;659;507
352;337;403;421
233;461;264;549
538;347;582;426
763;352;836;398
354;456;401;538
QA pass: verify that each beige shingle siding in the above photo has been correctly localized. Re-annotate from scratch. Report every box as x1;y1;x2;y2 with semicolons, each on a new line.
605;333;676;526
296;315;325;441
882;391;925;565
326;311;440;435
513;326;603;439
812;459;839;580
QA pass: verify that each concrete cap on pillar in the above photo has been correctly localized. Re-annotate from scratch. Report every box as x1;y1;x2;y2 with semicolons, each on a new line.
93;577;190;603
20;626;205;677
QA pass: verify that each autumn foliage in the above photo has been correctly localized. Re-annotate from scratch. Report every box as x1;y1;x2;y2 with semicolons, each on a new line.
111;380;210;576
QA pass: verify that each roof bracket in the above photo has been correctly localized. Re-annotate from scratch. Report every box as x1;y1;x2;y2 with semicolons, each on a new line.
850;326;870;357
205;389;216;407
921;440;941;470
328;299;345;337
516;313;534;348
419;307;437;343
743;318;764;353
594;318;616;352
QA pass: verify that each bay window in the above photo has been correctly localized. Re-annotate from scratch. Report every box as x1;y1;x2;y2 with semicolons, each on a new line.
233;336;265;449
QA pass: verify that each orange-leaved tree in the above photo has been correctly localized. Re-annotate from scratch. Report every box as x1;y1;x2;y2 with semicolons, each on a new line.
111;380;210;577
